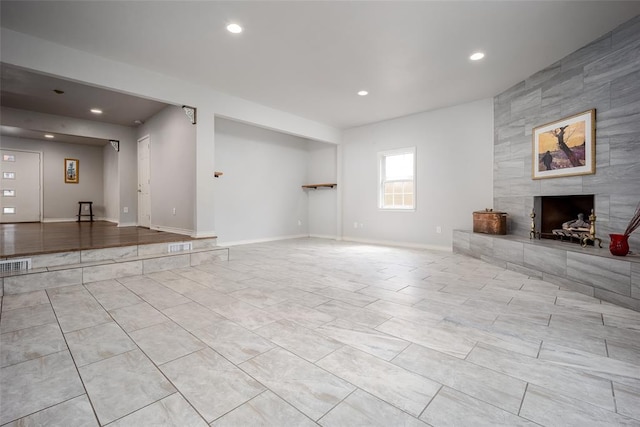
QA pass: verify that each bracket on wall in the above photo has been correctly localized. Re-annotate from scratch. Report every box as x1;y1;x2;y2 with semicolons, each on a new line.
182;105;197;125
214;171;223;178
109;140;120;152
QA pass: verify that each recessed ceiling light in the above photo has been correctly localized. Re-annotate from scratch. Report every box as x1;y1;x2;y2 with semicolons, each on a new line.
44;134;54;139
227;23;243;34
357;90;369;96
90;108;103;114
470;52;485;61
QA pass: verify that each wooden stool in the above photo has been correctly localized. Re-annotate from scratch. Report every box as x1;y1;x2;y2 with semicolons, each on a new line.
77;201;94;222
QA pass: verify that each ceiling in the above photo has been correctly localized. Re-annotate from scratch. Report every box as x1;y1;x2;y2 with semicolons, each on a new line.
1;1;640;131
0;64;169;145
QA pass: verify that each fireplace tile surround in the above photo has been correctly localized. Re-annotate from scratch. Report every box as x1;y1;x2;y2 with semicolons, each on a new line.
492;15;640;257
482;15;640;312
453;230;640;312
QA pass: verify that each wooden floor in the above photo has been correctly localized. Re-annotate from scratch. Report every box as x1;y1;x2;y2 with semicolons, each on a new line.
1;221;194;257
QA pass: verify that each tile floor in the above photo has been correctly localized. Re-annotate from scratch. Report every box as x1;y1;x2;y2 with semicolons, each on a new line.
1;238;639;426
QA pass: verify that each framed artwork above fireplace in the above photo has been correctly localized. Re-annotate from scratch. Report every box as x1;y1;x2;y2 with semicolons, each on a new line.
532;109;595;179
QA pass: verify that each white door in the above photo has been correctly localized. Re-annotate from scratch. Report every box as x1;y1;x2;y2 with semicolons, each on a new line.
1;150;41;222
137;136;151;228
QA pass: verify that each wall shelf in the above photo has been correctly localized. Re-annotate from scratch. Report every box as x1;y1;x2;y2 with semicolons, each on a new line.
301;183;336;189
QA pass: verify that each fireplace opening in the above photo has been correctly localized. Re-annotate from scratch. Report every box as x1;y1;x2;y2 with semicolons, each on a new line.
534;195;594;242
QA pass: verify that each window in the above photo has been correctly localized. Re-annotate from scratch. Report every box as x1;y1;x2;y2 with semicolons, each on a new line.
3;154;15;162
3;207;15;214
2;190;15;197
3;172;15;179
379;147;415;210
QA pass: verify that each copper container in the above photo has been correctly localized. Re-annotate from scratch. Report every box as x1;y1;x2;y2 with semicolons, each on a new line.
473;210;507;235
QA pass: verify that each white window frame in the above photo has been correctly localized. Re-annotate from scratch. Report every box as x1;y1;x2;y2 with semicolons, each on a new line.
378;147;416;211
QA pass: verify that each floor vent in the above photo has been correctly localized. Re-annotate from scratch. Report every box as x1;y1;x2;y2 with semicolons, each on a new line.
168;242;192;253
0;258;32;274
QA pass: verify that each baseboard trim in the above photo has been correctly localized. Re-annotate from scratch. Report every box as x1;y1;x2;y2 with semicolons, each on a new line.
220;234;309;247
191;231;218;239
309;234;338;240
117;222;138;227
42;218;77;223
342;236;451;252
150;224;193;236
43;217;108;223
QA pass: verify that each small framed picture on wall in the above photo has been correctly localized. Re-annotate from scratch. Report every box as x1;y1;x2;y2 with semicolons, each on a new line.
65;158;79;184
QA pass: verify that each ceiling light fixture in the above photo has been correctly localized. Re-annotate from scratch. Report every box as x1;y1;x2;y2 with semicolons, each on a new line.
44;134;54;139
470;52;485;61
227;23;243;34
357;90;369;96
90;108;103;114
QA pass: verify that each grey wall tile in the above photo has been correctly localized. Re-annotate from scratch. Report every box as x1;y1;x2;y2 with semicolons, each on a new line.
4;269;83;294
612;15;640;50
567;252;631;296
594;288;639;311
82;261;143;283
561;32;612;72
542;272;595;297
584;42;640;85
609;132;640;166
524;245;567;277
631;263;640;299
493;239;524;265
611;69;640;108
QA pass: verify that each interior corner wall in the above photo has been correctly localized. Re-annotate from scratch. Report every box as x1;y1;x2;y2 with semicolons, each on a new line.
1;135;104;220
307;141;337;238
137;105;196;234
103;144;119;223
213;117;310;245
341;98;494;250
494;15;640;249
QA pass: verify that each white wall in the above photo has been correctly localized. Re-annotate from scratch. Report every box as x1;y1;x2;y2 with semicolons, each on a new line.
137;105;196;234
103;144;118;222
213;118;310;245
1;135;104;220
307;141;337;238
341;98;494;250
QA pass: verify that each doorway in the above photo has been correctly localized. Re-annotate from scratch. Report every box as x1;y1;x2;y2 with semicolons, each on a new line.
137;136;151;228
1;149;41;222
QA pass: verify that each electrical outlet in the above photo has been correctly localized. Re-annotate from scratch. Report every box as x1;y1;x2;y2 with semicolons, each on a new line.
436;226;442;233
84;205;89;211
297;219;302;226
353;221;358;229
172;208;176;215
123;207;129;213
359;223;364;228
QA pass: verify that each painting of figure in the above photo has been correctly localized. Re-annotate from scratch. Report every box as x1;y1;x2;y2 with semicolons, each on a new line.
532;110;595;179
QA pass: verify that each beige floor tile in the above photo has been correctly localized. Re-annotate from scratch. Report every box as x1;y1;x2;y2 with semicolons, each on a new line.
79;349;175;425
109;393;208;427
161;348;264;422
65;321;137;367
0;351;84;425
1;323;66;367
213;391;316;426
421;387;536;426
240;347;355;421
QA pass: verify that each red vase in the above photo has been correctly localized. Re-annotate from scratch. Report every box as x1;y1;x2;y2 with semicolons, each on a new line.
609;233;629;256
